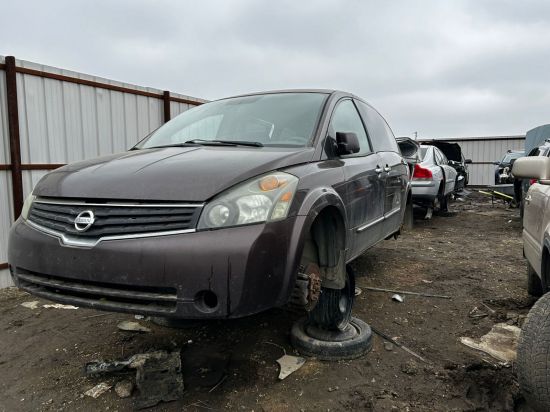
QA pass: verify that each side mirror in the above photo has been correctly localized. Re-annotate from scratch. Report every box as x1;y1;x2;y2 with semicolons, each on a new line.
512;157;550;180
336;132;360;155
465;159;472;164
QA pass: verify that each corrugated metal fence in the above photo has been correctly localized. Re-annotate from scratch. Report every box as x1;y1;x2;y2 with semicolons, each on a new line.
0;55;206;287
422;136;526;186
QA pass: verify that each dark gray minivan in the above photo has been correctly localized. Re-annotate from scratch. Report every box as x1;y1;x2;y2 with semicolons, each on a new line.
8;90;410;354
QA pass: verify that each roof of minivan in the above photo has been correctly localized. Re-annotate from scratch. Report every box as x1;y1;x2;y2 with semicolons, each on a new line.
218;89;356;101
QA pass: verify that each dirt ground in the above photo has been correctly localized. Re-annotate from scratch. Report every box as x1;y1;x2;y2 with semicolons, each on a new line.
0;193;537;411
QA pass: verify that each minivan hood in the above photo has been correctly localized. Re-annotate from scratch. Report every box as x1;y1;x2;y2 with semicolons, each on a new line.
34;146;315;201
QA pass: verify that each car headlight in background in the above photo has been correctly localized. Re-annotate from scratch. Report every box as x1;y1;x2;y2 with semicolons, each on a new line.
21;193;36;220
198;172;299;229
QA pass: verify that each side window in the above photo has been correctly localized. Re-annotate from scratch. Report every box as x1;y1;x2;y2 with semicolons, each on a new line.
435;149;446;165
355;101;399;153
329;100;371;155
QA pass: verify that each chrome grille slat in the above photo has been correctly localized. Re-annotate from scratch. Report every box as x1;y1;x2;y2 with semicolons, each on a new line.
28;198;202;241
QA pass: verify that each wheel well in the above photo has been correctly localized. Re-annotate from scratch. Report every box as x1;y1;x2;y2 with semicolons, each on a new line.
543;246;550;291
438;169;446;195
305;206;347;289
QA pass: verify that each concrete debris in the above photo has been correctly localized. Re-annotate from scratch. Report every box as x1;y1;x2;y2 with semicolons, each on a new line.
84;382;111;398
401;360;419;375
354;287;362;296
460;323;521;363
117;321;151;333
383;341;394;351
392;294;404;303
42;304;79;310
469;307;489;319
276;355;305;380
20;301;40;309
115;379;134;398
85;351;184;409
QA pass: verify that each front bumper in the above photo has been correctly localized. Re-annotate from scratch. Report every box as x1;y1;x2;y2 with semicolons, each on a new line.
8;216;305;319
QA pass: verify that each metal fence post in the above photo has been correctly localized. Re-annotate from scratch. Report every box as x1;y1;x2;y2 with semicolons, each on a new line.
5;56;23;217
163;91;171;123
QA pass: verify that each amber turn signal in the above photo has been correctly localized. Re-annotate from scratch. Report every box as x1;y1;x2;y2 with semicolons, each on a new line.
259;175;287;191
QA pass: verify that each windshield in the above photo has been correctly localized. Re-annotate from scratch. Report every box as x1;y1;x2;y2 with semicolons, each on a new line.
501;152;522;163
136;92;327;149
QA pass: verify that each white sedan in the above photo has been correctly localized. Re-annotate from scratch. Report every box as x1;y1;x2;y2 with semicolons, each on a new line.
411;145;457;215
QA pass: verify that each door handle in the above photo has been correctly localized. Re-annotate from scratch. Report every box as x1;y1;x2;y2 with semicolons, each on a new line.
384;165;392;172
375;166;383;174
525;195;532;204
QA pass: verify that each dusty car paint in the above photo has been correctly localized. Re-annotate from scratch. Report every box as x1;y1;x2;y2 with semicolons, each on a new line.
8;90;410;319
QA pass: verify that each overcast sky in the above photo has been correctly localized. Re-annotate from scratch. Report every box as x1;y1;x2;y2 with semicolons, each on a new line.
2;0;549;138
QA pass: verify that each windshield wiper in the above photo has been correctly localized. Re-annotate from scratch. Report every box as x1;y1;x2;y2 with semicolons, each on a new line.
185;139;263;147
136;142;199;150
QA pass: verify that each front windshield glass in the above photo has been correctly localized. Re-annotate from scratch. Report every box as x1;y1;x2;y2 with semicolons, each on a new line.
136;92;328;149
502;152;522;163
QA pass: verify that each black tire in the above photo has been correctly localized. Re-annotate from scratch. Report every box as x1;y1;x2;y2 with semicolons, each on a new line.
308;266;355;331
290;316;373;361
528;262;544;297
517;292;550;411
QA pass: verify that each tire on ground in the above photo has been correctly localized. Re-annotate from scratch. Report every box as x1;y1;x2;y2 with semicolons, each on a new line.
290;316;373;361
308;266;355;331
517;292;550;411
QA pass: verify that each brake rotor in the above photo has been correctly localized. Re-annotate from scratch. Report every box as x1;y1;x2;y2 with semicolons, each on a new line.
303;262;321;311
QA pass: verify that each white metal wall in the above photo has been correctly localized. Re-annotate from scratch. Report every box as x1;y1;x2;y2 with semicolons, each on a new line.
433;136;525;186
0;57;205;287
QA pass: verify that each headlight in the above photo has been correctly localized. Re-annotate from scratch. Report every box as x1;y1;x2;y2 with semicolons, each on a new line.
198;172;298;229
21;194;36;220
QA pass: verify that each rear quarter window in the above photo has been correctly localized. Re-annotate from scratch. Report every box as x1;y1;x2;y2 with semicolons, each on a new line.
355;100;399;153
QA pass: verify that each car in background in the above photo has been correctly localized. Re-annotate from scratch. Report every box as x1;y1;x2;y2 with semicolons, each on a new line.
420;140;472;192
517;140;550;217
411;145;457;215
494;150;524;185
511;156;550;411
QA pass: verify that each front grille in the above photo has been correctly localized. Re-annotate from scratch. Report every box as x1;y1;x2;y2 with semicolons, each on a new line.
28;199;202;238
16;268;178;313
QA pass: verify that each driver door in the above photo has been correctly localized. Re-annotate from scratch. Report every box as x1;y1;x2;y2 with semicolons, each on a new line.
328;99;385;259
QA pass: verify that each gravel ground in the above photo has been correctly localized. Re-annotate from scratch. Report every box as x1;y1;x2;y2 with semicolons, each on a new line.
0;193;536;411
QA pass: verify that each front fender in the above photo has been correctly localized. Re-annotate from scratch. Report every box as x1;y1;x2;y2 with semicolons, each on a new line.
296;186;347;222
276;188;348;304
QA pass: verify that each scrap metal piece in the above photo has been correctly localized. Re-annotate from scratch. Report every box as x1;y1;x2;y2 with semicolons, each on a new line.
133;351;184;409
84;351;184;409
460;323;521;363
392;294;404;303
43;303;78;309
84;382;111;398
117;320;151;333
276;355;305;380
20;301;40;309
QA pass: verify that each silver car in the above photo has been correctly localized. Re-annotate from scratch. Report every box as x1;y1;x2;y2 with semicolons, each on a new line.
411;145;457;214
